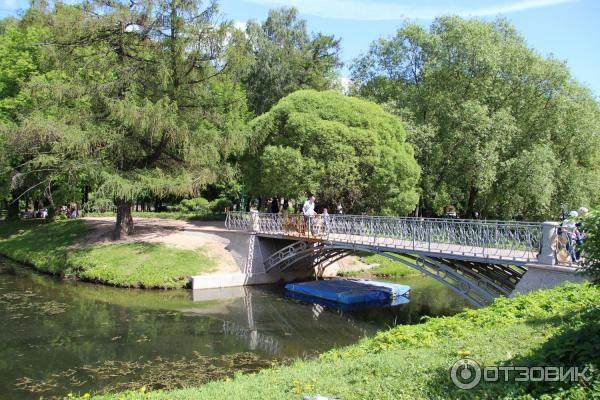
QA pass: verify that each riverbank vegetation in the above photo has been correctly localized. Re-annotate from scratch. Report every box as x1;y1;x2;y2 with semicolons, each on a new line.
339;253;420;278
86;283;599;399
0;220;215;288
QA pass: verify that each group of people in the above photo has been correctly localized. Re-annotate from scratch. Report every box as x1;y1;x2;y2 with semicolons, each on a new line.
556;207;589;264
302;195;332;235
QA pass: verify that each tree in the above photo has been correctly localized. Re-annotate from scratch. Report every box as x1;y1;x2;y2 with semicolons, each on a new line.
352;17;600;219
582;208;600;283
243;90;420;214
6;0;249;237
243;7;342;115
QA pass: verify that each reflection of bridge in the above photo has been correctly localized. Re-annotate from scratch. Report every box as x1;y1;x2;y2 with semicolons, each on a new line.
224;212;565;307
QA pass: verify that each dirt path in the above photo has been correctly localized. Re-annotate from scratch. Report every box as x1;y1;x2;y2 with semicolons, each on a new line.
81;217;240;273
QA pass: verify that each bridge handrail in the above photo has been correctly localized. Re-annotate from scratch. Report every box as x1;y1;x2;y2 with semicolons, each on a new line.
225;211;545;263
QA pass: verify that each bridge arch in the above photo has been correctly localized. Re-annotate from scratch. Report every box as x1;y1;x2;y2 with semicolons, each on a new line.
262;240;526;307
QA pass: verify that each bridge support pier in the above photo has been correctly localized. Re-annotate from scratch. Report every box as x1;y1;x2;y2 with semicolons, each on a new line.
511;264;587;296
192;234;337;290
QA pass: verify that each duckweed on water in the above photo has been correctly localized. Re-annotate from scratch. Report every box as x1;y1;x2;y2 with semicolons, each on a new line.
15;352;278;398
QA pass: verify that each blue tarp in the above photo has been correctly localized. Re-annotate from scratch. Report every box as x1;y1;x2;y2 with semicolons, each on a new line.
286;290;409;311
284;279;411;305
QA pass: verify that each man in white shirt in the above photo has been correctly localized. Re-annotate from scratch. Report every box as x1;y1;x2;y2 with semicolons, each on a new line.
302;195;316;216
302;195;316;235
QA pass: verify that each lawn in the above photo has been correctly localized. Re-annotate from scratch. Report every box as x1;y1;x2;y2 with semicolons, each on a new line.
72;242;216;288
87;283;599;400
0;220;216;288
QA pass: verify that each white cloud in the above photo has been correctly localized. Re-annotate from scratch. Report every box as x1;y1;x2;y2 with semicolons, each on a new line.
244;0;578;21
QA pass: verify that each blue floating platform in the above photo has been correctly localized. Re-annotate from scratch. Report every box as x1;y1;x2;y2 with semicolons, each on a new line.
284;279;410;305
286;290;409;312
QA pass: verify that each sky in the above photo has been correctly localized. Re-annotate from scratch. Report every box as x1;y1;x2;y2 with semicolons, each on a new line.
1;0;599;97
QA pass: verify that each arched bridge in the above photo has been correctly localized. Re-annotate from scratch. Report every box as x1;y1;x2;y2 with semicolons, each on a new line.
225;212;559;307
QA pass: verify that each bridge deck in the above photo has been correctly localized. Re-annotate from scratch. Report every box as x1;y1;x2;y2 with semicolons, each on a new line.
258;232;537;265
225;212;547;266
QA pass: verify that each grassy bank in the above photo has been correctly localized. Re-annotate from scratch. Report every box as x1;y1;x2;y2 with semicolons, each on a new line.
87;283;599;400
340;253;421;278
0;220;216;288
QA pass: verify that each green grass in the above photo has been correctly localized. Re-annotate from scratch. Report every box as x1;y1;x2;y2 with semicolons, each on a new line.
87;283;600;400
84;211;225;221
0;220;216;288
72;242;216;288
0;219;88;275
339;252;421;278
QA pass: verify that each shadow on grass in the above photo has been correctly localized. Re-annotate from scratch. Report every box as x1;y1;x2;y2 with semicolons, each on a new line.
0;220;87;275
425;307;600;399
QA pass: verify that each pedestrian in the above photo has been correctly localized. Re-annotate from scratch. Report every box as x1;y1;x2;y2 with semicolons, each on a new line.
563;211;579;263
271;197;280;214
321;207;330;234
303;195;316;235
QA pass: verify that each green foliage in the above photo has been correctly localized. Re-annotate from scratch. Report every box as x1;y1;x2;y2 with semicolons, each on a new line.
352;17;600;219
0;220;216;288
209;196;233;213
244;7;342;115
84;210;225;221
179;197;210;212
582;208;600;282
1;1;250;232
245;90;421;214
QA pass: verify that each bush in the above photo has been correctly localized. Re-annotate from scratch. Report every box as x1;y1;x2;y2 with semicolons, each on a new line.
179;197;210;212
209;197;233;213
582;207;600;283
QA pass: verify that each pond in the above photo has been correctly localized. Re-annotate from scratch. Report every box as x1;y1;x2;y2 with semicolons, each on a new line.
0;256;471;399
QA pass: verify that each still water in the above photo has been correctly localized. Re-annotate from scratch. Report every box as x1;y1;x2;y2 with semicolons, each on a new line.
0;257;470;399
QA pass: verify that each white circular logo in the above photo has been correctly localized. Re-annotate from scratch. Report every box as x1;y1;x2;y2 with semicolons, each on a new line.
450;358;482;390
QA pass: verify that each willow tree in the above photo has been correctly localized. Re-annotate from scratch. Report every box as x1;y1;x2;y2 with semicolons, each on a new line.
352;16;600;219
11;0;248;237
244;90;420;215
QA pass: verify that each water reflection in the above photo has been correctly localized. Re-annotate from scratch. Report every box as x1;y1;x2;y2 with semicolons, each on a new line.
0;257;470;399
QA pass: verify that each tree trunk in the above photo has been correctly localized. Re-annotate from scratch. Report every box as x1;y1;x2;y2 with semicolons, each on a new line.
6;191;20;219
114;198;134;239
465;185;478;219
82;186;89;207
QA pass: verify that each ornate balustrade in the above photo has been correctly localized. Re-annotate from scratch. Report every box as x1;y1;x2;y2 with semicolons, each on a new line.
225;212;545;264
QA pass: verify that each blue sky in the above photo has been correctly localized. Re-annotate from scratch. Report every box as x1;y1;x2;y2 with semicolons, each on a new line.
1;0;599;97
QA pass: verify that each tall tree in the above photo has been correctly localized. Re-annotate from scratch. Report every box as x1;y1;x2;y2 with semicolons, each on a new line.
352;17;600;220
243;7;342;115
243;90;420;215
5;0;249;236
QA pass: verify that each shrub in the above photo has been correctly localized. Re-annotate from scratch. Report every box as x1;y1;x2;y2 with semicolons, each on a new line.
582;207;600;283
210;197;233;213
179;197;210;212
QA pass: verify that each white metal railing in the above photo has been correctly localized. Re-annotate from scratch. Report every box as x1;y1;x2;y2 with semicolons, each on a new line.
225;212;545;264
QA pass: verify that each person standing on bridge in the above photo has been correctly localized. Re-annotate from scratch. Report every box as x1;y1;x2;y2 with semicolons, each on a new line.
303;195;316;235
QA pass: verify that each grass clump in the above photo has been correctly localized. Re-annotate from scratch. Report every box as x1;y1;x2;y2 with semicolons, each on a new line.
0;220;216;288
87;283;600;400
